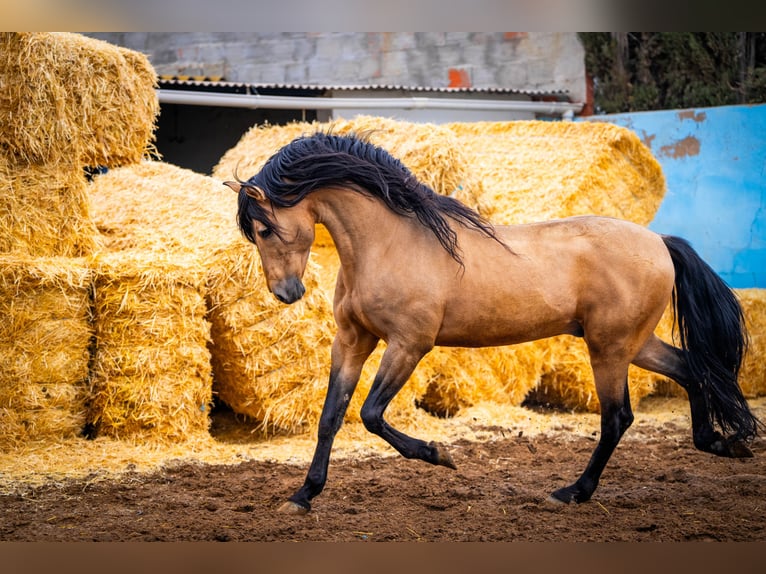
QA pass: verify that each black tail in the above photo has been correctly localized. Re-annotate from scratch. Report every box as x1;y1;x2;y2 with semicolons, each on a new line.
663;235;760;441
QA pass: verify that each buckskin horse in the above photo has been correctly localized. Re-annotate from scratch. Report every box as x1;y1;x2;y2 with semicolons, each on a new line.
224;132;760;514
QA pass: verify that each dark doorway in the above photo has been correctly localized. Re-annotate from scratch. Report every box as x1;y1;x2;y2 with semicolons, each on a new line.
155;104;318;175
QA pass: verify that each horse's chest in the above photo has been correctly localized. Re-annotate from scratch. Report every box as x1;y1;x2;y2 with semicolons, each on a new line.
337;284;443;342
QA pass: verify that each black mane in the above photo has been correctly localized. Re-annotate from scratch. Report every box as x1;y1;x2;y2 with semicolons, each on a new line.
236;131;503;264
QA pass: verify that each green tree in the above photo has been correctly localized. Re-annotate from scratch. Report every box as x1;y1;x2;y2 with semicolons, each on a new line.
579;32;766;114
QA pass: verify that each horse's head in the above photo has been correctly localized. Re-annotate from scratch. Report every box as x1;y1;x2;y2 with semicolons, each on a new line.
225;180;315;304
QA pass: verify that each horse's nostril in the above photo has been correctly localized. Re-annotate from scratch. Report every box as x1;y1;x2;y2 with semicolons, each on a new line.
273;277;305;304
274;292;288;304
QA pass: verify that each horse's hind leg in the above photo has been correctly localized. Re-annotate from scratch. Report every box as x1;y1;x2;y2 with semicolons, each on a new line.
550;358;634;504
632;335;753;458
360;342;457;469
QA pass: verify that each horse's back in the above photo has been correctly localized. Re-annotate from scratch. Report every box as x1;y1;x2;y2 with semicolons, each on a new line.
499;215;675;308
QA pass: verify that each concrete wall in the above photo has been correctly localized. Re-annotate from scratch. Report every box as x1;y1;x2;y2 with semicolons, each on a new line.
85;32;587;102
583;104;766;289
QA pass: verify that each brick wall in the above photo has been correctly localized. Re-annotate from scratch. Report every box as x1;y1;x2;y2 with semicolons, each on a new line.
86;32;586;102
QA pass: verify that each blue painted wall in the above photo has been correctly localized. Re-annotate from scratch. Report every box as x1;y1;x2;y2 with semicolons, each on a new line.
580;104;766;288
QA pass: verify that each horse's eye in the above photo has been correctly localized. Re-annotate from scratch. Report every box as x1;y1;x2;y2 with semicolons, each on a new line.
258;227;273;239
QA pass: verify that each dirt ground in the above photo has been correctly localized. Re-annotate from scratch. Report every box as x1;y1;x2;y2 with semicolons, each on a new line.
2;398;766;542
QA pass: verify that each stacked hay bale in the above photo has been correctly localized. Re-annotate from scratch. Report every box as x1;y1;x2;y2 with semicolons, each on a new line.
446;120;666;226
0;159;96;257
88;160;347;438
206;249;340;434
87;251;213;440
87;162;227;440
0;32;157;256
0;257;92;446
0;33;158;169
0;33;158;445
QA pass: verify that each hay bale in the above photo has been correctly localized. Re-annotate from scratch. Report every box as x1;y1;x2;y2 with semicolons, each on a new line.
0;255;92;446
524;336;658;413
87;161;356;436
87;162;236;440
415;343;544;418
0;158;96;257
446;120;666;225
86;251;212;441
0;32;158;168
207;247;335;434
89;160;240;256
738;288;766;398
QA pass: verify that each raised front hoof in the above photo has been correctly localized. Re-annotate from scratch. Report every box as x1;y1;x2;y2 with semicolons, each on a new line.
549;484;591;505
429;441;457;469
278;500;310;515
703;434;754;458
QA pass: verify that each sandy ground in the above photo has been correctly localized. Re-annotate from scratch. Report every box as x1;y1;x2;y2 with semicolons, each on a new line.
1;397;765;541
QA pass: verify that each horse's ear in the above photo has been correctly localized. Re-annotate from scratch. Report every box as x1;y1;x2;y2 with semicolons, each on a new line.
223;181;241;194
243;184;265;200
224;181;266;201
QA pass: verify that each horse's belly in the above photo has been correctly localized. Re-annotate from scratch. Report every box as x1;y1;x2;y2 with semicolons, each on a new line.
435;304;581;348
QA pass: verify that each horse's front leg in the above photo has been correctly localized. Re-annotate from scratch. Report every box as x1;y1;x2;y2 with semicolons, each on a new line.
279;329;378;514
360;342;457;469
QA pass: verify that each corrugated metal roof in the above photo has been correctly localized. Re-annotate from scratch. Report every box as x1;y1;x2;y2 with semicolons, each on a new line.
157;78;571;100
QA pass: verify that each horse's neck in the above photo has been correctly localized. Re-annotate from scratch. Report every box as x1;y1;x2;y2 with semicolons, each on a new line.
310;188;408;273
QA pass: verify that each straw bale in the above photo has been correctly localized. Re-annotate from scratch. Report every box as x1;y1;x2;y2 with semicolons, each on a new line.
0;32;158;168
446;120;666;226
86;251;212;441
0;158;97;257
737;289;766;398
206;245;333;434
415;343;544;418
89;160;240;257
524;336;658;413
87;162;234;440
0;255;92;446
213;116;481;247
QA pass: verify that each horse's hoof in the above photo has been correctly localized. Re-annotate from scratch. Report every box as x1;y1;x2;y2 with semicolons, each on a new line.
429;441;457;469
726;437;754;458
548;488;574;505
278;500;310;515
545;494;568;506
708;436;754;458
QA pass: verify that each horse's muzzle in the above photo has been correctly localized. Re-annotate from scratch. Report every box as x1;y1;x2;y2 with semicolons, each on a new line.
272;277;306;304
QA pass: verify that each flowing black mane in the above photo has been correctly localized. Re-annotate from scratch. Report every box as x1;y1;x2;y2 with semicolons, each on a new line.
236;131;503;264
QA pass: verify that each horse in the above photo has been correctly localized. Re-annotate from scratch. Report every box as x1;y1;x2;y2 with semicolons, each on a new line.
224;131;761;515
